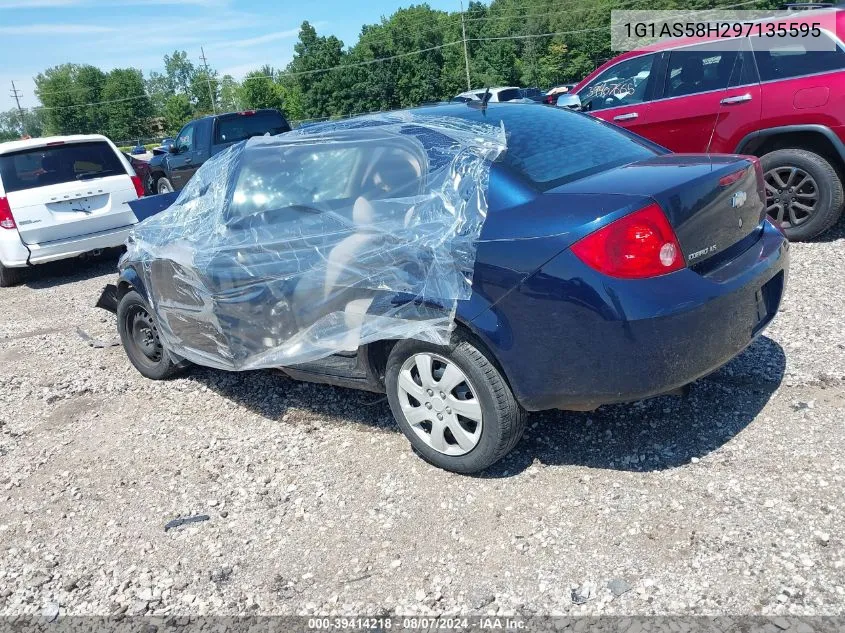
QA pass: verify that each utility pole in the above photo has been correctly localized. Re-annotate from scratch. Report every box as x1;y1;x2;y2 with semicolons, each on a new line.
460;1;472;91
9;81;26;137
199;47;218;115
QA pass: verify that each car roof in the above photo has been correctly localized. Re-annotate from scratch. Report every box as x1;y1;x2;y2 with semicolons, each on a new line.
307;102;577;133
0;134;112;156
574;7;845;92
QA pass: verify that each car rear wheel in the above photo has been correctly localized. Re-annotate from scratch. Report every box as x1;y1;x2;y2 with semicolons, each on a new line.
117;290;183;380
385;335;526;474
761;148;843;241
156;177;174;195
0;263;24;288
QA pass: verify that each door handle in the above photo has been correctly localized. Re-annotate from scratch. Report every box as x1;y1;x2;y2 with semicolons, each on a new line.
183;157;192;164
613;112;639;121
720;93;752;105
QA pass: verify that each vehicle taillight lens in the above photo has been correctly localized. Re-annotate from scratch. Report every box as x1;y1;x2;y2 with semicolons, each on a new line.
718;167;747;187
131;175;144;198
571;203;684;279
749;156;766;203
0;197;16;229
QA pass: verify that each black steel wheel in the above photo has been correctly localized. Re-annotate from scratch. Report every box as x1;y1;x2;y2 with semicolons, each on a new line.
117;290;183;380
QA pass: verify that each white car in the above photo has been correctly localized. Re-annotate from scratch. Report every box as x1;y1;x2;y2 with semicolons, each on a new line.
0;134;144;286
453;86;523;103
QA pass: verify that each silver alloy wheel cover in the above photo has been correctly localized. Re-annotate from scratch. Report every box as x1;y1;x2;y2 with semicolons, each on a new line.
396;353;483;456
158;179;173;194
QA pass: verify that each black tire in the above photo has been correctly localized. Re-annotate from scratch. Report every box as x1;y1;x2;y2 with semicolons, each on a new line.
0;262;24;287
761;148;844;241
156;176;175;195
385;334;526;474
116;290;183;380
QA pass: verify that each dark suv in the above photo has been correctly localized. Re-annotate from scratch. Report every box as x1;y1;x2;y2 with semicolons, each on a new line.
147;109;290;194
569;9;845;240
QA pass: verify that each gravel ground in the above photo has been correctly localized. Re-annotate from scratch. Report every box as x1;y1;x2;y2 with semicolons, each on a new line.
0;225;843;621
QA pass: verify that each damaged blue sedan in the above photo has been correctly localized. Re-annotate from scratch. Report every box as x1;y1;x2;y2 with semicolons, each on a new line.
103;103;788;474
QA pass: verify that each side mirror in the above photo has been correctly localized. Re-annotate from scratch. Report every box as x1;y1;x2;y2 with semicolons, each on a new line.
556;93;582;110
168;144;179;154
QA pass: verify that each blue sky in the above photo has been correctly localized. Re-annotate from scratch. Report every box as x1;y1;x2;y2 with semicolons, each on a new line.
0;0;462;111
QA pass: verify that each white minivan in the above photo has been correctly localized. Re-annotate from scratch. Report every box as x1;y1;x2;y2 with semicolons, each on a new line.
0;134;144;286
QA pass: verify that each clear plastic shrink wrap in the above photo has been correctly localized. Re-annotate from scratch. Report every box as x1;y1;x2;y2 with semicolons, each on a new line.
124;112;506;370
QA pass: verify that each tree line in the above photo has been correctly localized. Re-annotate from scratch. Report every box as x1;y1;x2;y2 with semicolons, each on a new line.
0;0;777;143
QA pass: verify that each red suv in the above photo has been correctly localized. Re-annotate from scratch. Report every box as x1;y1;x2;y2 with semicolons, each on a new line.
570;9;845;240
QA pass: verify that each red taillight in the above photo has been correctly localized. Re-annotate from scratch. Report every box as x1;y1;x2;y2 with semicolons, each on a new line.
131;175;144;198
718;168;747;187
0;197;16;229
571;203;684;279
750;156;766;202
239;110;256;116
45;141;65;146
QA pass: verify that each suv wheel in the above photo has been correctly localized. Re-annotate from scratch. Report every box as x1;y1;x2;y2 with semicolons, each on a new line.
385;335;526;474
761;148;843;241
117;290;184;380
0;262;24;287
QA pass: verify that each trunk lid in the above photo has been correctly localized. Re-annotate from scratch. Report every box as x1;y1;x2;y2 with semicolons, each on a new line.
549;154;766;266
0;140;139;245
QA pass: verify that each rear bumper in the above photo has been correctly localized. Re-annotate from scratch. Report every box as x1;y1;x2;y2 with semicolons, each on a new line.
472;221;789;411
0;224;133;267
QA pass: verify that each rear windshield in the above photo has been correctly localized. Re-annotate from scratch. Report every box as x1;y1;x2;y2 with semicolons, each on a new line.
496;88;522;102
0;141;127;194
214;111;291;145
453;105;658;188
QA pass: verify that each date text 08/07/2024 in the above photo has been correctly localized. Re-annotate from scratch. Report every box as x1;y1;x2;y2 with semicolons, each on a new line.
307;616;528;630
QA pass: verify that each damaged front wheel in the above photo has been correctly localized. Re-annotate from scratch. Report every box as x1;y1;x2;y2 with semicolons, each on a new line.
117;290;183;380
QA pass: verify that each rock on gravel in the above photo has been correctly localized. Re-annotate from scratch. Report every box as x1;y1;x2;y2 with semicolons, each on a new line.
1;229;845;617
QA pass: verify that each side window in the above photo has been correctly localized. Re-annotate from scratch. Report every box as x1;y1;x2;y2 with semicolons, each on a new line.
664;41;755;98
231;146;365;218
752;34;845;81
578;54;656;111
175;123;195;154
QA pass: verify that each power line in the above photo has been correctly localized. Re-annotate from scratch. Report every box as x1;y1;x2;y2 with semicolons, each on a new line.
469;27;605;41
33;94;149;111
246;40;464;84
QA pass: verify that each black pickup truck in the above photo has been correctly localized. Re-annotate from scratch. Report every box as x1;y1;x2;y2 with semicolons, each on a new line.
145;109;290;194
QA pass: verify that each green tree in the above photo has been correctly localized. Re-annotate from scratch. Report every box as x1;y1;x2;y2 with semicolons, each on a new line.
163;50;196;98
0;108;45;141
190;70;219;114
163;93;192;134
34;63;107;135
239;66;285;110
285;22;347;119
219;75;240;111
277;81;306;121
101;68;152;142
146;70;174;115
